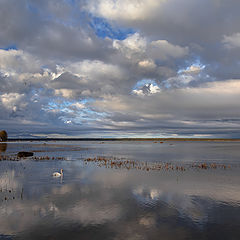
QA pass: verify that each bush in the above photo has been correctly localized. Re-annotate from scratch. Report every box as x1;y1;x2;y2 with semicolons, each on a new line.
0;130;8;142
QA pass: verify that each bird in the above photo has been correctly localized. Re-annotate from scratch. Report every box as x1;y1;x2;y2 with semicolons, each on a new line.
52;169;63;177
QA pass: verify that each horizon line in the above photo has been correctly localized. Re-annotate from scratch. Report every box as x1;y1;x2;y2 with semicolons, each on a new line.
5;138;240;142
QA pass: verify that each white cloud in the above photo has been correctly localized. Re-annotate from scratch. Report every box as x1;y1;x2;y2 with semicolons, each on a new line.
0;49;51;96
162;74;195;88
50;60;128;99
223;32;240;49
179;65;204;75
138;59;156;69
87;0;165;21
133;83;160;96
0;93;27;112
70;102;85;109
65;60;123;80
150;40;189;59
0;49;41;75
54;89;75;98
113;33;189;64
113;33;147;60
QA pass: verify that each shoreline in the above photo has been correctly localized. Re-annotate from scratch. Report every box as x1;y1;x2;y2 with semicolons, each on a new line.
5;138;240;142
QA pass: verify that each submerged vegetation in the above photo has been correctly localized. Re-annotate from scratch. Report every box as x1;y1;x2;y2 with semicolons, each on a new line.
84;156;232;172
0;155;65;161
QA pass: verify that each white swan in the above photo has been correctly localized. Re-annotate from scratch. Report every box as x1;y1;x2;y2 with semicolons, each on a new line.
52;169;63;177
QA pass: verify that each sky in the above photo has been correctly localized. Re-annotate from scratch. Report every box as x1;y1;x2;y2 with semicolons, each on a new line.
1;0;240;138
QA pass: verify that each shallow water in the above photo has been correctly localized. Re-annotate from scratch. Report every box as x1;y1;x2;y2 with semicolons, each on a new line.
0;141;240;240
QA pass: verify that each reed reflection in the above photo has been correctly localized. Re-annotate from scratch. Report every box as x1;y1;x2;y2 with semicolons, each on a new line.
0;143;7;153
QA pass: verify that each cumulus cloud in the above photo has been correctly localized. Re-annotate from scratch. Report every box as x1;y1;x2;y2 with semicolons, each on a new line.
113;33;147;60
138;59;156;69
86;0;165;21
0;49;41;74
149;40;189;60
87;0;240;81
179;65;204;75
132;83;160;96
0;93;27;113
51;60;127;98
113;33;188;63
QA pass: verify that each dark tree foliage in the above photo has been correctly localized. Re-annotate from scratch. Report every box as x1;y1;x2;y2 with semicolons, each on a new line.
0;130;8;142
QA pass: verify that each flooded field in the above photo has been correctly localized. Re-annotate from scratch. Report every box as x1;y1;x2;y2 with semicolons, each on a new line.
0;141;240;240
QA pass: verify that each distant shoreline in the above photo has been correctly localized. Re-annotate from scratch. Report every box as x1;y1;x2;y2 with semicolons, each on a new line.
6;138;240;142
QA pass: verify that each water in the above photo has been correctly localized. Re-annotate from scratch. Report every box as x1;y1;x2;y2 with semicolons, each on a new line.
0;141;240;240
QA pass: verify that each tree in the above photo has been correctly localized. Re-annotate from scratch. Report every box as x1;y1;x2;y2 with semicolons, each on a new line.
0;130;8;142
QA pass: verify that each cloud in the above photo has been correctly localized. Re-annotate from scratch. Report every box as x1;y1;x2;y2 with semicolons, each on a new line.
133;83;160;96
87;0;240;82
150;40;189;59
89;79;240;137
113;33;188;63
51;60;127;98
0;0;240;137
0;49;41;74
223;32;240;49
87;0;165;21
0;93;27;113
0;0;113;62
179;65;204;75
113;33;147;60
138;59;156;69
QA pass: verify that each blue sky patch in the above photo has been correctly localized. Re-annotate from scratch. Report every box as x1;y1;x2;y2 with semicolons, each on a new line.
90;16;135;40
26;2;39;14
133;79;158;89
0;44;18;50
178;59;206;74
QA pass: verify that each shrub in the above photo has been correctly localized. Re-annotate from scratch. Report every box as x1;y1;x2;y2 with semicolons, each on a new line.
0;130;8;142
